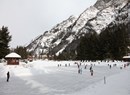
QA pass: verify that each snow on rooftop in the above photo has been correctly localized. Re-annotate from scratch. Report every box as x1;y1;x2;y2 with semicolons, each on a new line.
5;52;21;58
123;56;130;59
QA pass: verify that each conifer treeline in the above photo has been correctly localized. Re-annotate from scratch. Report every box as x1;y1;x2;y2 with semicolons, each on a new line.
14;46;29;59
76;23;130;60
0;26;30;59
55;23;130;60
0;26;11;59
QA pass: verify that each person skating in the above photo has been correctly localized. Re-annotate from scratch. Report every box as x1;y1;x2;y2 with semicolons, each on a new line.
7;71;10;82
90;69;93;76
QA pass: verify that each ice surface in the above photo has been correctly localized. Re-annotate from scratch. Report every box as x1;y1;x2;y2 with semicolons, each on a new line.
0;60;130;95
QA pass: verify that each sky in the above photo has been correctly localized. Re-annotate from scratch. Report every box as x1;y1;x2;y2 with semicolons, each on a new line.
0;0;97;48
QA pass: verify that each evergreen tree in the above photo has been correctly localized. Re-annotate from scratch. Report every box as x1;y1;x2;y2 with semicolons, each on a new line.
99;27;113;59
14;46;28;59
77;32;99;60
76;23;129;60
0;26;11;59
110;24;130;59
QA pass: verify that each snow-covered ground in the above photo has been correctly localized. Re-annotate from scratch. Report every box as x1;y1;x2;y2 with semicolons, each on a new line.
0;60;130;95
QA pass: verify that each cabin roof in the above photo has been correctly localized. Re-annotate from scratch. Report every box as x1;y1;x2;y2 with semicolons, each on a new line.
123;56;130;59
5;52;21;58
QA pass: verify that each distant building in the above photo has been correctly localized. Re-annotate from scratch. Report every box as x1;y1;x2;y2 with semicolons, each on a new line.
27;55;33;62
42;54;48;59
5;52;21;65
123;55;130;62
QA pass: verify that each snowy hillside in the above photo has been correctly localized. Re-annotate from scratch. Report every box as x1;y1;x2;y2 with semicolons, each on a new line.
27;16;77;55
0;60;130;95
27;0;129;56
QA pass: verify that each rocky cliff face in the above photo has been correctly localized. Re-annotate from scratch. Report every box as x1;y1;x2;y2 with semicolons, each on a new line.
27;0;129;57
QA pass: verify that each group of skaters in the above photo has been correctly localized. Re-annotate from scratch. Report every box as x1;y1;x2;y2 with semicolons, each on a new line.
107;62;130;69
57;63;70;67
57;62;94;76
123;63;130;68
120;62;130;69
57;64;62;67
76;62;94;76
6;62;130;82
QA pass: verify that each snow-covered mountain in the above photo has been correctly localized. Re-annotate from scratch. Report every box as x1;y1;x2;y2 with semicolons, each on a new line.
27;0;129;57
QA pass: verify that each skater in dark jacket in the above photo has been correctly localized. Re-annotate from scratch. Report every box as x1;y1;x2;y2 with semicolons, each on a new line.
89;66;92;72
7;71;10;82
90;69;93;76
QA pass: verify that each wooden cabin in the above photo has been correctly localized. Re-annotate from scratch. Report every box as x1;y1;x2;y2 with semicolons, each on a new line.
5;52;21;65
123;56;130;62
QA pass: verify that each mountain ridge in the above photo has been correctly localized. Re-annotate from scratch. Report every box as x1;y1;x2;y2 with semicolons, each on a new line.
27;0;129;58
